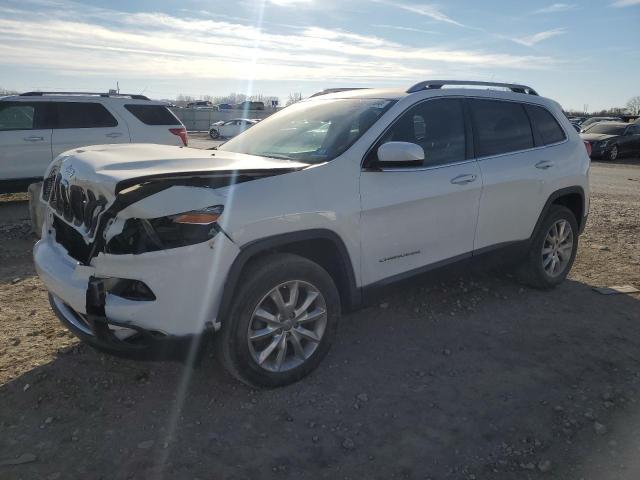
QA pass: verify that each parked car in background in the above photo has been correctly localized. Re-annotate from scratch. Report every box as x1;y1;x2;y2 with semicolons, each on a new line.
235;101;265;111
568;116;586;125
579;116;622;132
216;103;234;110
0;91;187;193
34;80;589;387
209;118;258;139
186;101;217;110
580;122;640;160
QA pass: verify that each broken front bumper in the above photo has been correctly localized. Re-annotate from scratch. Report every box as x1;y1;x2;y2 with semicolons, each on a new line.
34;227;239;350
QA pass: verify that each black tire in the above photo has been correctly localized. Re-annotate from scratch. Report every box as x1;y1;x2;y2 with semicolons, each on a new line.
607;144;619;161
517;205;579;290
209;128;220;140
216;253;340;388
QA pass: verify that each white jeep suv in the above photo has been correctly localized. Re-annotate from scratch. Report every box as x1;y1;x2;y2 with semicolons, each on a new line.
34;81;589;387
0;92;187;193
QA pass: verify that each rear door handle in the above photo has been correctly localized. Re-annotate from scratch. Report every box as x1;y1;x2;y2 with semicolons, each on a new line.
450;174;477;185
24;136;44;142
535;160;554;170
105;132;123;138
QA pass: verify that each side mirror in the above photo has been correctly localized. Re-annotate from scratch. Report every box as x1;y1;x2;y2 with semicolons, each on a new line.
377;142;424;164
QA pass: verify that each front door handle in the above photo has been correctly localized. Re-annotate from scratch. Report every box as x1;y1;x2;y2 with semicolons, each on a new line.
535;160;554;170
24;136;44;142
105;132;123;138
450;174;477;185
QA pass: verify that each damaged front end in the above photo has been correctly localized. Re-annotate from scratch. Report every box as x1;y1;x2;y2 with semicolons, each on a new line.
35;163;298;356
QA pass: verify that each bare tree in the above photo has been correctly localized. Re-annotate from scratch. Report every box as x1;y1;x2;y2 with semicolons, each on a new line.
0;87;19;95
286;92;304;106
175;92;277;107
626;96;640;115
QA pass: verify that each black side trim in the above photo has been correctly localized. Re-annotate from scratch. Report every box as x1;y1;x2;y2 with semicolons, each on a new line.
0;177;42;194
360;185;586;303
361;251;472;304
472;240;529;258
218;229;361;320
532;186;586;235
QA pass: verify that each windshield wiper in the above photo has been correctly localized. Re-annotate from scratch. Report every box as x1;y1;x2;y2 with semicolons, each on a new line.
260;153;297;161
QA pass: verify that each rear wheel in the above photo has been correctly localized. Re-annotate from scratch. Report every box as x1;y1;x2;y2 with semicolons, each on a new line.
216;253;340;387
517;205;579;289
209;128;220;140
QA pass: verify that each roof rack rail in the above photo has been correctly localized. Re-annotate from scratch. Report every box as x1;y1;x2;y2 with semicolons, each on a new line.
406;80;538;96
19;91;151;100
309;87;369;98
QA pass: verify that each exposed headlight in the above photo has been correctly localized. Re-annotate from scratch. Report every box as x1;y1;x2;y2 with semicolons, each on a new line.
106;205;224;254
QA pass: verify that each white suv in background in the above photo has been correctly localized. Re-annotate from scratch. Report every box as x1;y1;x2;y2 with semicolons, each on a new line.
34;81;590;387
0;92;188;193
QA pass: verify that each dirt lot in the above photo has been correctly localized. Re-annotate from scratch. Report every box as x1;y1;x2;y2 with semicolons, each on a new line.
0;157;639;480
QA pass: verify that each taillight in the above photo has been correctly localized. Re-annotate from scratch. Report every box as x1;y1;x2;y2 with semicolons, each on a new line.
583;141;592;157
169;127;188;146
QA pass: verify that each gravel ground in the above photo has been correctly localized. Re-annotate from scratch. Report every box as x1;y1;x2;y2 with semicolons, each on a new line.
0;159;639;480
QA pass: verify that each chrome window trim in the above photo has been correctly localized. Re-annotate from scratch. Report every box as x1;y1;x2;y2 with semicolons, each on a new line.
376;158;477;173
361;94;570;172
475;137;569;162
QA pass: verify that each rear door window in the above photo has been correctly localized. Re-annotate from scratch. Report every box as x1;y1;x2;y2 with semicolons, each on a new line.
0;103;35;130
53;102;118;129
124;104;180;125
526;105;566;145
470;99;534;157
0;102;53;131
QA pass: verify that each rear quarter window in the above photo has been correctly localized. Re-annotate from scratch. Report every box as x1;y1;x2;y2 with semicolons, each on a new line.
526;105;566;145
470;99;534;157
124;104;181;125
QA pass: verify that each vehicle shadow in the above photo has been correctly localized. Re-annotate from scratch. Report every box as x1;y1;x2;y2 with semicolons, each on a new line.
1;271;640;479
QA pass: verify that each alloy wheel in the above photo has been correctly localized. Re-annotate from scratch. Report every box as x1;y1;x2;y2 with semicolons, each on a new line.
609;145;618;161
247;281;327;373
541;219;574;277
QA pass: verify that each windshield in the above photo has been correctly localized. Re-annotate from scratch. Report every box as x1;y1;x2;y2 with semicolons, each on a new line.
588;124;626;135
219;98;395;163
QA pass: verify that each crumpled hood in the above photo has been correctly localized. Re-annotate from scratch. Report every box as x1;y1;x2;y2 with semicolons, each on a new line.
51;143;308;198
580;133;616;142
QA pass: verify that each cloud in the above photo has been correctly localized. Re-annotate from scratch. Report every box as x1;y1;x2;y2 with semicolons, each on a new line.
267;0;313;5
372;0;464;26
0;0;560;89
372;24;439;34
612;0;640;6
512;28;566;47
533;3;576;14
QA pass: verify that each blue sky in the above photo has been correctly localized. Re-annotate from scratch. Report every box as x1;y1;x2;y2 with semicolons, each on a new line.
0;0;638;110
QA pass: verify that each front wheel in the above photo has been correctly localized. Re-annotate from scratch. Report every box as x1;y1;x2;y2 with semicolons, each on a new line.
209;128;220;139
517;205;579;290
607;144;619;161
216;253;340;388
